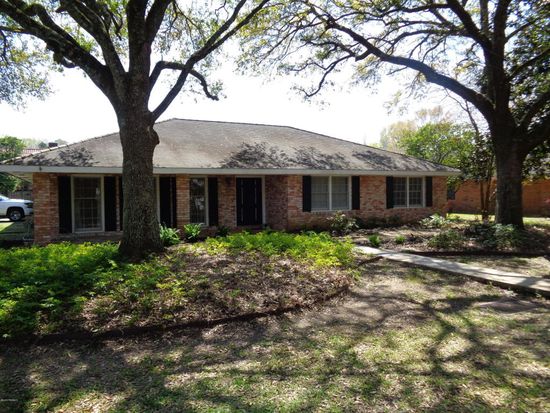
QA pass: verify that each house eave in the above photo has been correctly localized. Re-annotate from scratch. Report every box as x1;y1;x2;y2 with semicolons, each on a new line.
0;165;461;177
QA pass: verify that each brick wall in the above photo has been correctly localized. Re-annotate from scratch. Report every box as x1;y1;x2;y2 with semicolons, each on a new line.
33;173;59;244
265;175;288;230
449;178;550;216
218;175;237;228
175;175;189;232
31;172;449;244
286;175;448;230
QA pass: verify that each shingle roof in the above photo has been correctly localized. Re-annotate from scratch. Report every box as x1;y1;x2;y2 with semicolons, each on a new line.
6;119;459;174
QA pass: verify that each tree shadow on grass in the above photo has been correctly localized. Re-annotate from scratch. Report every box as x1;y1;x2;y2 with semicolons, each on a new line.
1;261;548;412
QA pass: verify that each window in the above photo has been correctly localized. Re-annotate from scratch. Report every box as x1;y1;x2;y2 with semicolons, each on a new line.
393;177;408;207
408;177;423;206
331;177;349;209
311;176;349;211
312;177;329;211
189;177;207;224
393;177;424;208
73;177;102;231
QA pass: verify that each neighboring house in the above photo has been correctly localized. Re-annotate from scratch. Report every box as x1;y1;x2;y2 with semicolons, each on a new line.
0;119;459;244
449;178;550;217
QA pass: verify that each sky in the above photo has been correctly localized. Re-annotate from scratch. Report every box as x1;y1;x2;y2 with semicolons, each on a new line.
0;62;446;146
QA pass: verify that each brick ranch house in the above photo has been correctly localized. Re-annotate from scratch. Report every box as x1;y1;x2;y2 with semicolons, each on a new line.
0;119;459;244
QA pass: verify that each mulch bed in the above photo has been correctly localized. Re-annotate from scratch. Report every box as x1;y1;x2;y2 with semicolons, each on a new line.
343;223;550;254
24;247;355;344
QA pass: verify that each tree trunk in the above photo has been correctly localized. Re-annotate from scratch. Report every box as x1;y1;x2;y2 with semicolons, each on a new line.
494;149;525;228
118;114;163;259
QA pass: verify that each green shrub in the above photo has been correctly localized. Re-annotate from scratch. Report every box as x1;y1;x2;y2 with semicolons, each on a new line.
428;230;466;249
184;223;202;242
466;222;522;249
328;212;358;235
160;225;180;246
395;235;406;245
368;234;381;248
204;231;354;267
420;214;450;228
0;242;119;338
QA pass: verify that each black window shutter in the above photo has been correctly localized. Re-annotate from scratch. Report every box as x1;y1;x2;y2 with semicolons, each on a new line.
58;176;72;233
302;176;312;212
351;176;360;210
159;176;175;228
118;176;124;230
208;177;219;226
104;176;117;231
425;177;433;207
386;176;394;209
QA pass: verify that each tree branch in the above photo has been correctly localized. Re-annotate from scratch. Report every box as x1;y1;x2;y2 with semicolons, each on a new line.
152;0;271;120
322;16;494;120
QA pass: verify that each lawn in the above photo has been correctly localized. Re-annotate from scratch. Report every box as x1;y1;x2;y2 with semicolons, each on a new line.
439;255;550;279
0;219;29;240
448;213;550;228
0;259;548;412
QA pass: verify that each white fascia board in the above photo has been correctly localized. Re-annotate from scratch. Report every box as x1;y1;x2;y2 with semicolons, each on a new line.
0;165;461;177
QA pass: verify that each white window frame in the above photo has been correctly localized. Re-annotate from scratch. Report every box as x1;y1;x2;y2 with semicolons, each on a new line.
71;175;105;233
189;176;209;226
311;176;352;212
393;176;426;209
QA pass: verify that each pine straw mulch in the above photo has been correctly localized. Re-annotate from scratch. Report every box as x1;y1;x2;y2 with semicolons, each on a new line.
74;245;354;338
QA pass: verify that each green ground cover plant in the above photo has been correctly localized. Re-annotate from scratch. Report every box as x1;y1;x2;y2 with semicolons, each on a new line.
204;230;354;267
0;232;356;339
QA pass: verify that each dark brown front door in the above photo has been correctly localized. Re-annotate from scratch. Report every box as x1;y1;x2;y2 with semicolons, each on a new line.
236;178;262;226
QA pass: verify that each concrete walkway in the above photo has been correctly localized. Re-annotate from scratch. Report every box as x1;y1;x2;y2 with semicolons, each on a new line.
356;246;550;297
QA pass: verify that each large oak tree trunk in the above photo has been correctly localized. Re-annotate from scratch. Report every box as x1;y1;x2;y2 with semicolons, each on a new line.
493;146;525;228
118;114;163;259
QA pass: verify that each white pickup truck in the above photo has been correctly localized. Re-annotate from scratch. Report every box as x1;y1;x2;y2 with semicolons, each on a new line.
0;195;33;221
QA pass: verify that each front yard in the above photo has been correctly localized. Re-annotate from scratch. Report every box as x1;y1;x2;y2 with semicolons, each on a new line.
1;226;549;412
346;214;550;254
1;259;548;412
0;232;356;340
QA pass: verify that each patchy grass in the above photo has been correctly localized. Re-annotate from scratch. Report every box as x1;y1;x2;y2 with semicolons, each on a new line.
0;232;356;340
0;220;28;240
449;213;550;228
0;260;548;412
438;255;550;279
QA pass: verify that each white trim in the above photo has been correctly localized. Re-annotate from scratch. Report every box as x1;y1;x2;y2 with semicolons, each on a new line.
311;176;351;212
0;165;460;177
393;176;426;209
189;176;209;226
71;175;104;233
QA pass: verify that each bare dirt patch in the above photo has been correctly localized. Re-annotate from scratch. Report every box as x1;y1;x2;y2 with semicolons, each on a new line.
79;246;354;335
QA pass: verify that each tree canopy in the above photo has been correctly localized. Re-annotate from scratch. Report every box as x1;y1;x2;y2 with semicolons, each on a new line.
0;0;272;258
0;135;25;194
242;0;550;226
